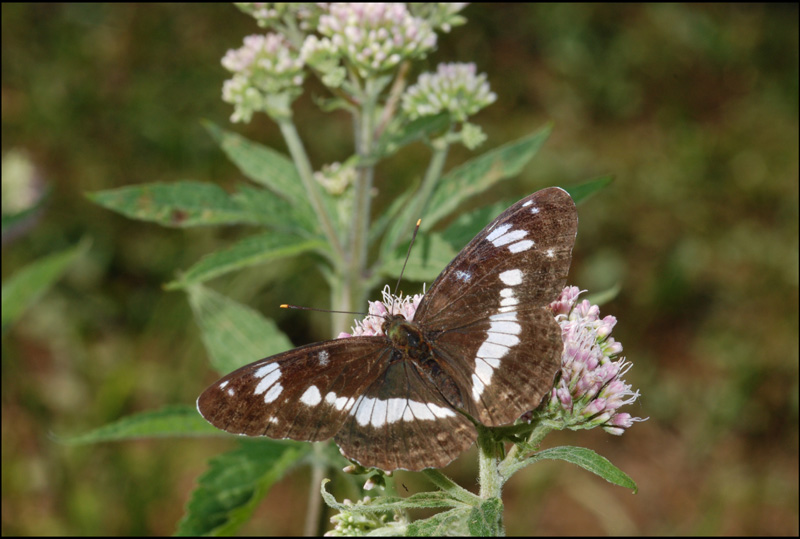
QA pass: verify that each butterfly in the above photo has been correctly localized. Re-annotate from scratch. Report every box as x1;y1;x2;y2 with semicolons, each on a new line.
197;187;578;471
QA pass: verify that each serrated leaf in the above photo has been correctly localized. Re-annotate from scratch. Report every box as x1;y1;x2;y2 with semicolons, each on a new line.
58;405;219;444
167;232;325;289
375;113;451;158
380;232;458;283
421;126;552;231
368;180;420;246
565;175;614;204
176;439;308;536
467;498;503;537
88;181;266;228
204;121;308;207
378;200;513;284
321;480;466;513
531;446;638;493
187;284;293;375
406;508;471;537
232;185;318;235
436;199;512;252
2;239;89;330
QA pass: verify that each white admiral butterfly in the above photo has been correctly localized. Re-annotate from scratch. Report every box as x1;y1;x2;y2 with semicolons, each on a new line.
197;187;578;471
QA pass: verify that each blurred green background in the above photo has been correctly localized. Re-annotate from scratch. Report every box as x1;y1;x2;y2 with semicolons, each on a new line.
2;4;797;536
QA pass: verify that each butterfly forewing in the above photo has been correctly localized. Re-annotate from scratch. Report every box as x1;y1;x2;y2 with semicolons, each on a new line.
414;187;577;425
415;188;577;329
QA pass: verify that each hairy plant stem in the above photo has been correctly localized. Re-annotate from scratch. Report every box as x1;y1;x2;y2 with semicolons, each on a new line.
304;443;329;537
476;426;506;535
498;419;556;480
278;119;346;266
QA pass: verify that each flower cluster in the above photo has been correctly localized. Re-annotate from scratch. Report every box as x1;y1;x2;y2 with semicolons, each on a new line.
325;497;406;536
408;3;469;33
310;3;438;78
2;149;42;215
545;287;646;435
337;285;424;338
402;62;496;122
221;33;305;122
223;4;472;120
235;3;323;32
314;161;357;195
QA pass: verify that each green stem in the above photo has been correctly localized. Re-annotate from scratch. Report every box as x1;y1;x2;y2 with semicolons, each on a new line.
304;443;329;536
351;78;379;277
421;469;480;505
476;426;506;535
497;419;556;480
476;426;503;500
331;77;381;333
278;119;346;266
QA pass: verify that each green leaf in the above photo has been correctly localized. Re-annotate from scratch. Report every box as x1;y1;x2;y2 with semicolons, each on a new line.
432;198;512;252
88;181;267;228
467;498;504;537
187;284;293;375
368;180;420;246
380;232;458;283
2;239;89;330
531;446;638;493
177;439;308;536
406;508;471;537
585;282;622;306
58;405;219;444
232;185;318;235
422;125;552;231
167;232;325;289
379;199;516;284
375;112;451;159
321;480;466;513
204;121;308;207
565;175;614;204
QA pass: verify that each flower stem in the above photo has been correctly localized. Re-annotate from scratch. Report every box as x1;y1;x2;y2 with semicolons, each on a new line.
476;425;506;534
278;118;346;266
304;443;329;536
498;419;556;480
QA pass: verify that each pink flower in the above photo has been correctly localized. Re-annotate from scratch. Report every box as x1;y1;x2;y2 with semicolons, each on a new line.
542;287;647;434
338;285;424;338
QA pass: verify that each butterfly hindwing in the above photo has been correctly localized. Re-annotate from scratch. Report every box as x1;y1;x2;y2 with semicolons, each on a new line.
334;359;477;471
432;308;563;426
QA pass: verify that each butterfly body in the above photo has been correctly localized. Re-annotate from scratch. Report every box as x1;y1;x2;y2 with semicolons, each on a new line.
198;187;578;471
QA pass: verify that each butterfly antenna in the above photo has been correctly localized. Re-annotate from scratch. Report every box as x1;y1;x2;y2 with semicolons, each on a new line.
280;305;368;317
392;218;422;313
